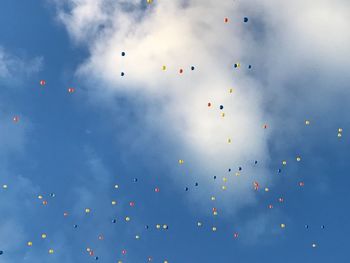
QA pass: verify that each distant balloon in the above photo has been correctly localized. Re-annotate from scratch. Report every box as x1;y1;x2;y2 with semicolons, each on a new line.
13;116;19;123
40;80;46;86
179;69;184;74
191;66;195;71
224;17;229;23
248;65;252;69
208;102;211;107
233;232;239;238
244;17;249;22
0;251;3;255
68;87;75;93
155;187;160;192
121;72;125;76
112;219;117;223
220;105;224;110
121;52;126;56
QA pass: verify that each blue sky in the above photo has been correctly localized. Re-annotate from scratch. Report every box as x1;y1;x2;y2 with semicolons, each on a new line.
0;0;349;262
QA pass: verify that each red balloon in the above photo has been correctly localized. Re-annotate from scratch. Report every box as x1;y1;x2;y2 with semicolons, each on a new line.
40;80;46;86
68;87;75;93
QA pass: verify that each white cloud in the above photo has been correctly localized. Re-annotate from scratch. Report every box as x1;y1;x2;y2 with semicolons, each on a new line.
54;0;350;212
0;47;43;85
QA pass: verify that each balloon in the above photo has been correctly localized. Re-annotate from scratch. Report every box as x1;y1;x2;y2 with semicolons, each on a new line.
208;102;211;107
191;66;195;70
195;182;198;186
220;105;224;110
233;232;239;238
248;65;252;69
224;17;229;23
49;249;54;254
121;52;126;56
40;80;46;86
121;72;125;76
155;187;160;192
68;88;75;93
179;69;183;74
28;241;33;246
162;65;167;71
244;17;249;22
13;116;19;123
112;219;117;223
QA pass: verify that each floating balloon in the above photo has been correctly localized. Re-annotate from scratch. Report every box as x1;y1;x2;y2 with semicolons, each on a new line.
162;65;167;71
155;187;160;192
244;17;249;23
191;66;195;70
49;249;54;254
208;102;211;107
68;87;75;93
220;105;224;110
121;72;125;76
179;69;183;74
233;232;239;238
121;52;126;56
13;116;19;123
40;80;46;86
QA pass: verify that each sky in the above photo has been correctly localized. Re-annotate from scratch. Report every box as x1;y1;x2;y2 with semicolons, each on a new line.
0;0;349;262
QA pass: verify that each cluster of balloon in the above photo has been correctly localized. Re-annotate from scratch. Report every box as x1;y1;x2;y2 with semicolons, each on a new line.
338;128;343;138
